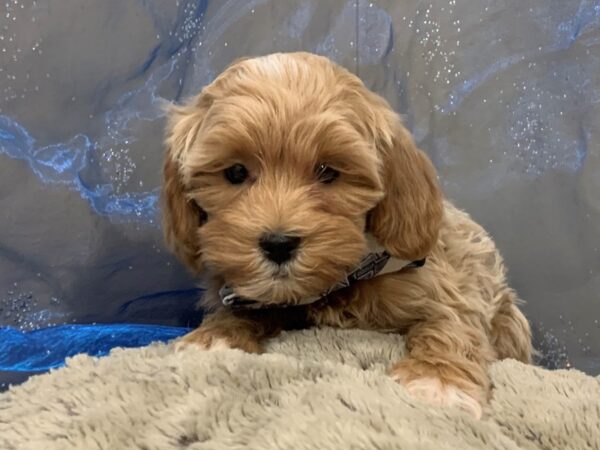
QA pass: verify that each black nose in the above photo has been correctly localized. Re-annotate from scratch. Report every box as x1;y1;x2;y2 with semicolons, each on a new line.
259;232;301;265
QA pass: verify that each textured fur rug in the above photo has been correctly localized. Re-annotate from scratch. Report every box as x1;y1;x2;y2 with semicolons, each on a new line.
0;328;598;450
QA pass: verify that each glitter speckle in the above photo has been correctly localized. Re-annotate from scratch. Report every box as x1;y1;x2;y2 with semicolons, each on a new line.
1;290;65;331
508;82;583;176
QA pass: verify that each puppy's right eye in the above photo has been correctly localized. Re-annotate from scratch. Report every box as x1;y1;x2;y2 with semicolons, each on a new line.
224;164;248;184
315;163;340;184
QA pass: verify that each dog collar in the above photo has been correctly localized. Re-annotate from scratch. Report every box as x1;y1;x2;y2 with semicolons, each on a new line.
219;234;426;310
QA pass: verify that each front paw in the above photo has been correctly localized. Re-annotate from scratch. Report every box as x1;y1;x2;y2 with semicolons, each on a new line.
391;361;484;419
174;328;232;352
174;327;261;354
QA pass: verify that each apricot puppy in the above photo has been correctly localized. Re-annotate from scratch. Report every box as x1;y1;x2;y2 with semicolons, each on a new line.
162;52;532;419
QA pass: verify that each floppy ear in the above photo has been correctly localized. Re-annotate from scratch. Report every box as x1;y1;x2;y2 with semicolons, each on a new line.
367;113;443;261
161;57;254;272
162;155;204;272
161;100;211;273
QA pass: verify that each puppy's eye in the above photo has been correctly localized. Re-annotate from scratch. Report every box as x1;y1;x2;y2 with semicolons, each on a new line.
224;163;248;184
315;163;339;184
198;207;208;226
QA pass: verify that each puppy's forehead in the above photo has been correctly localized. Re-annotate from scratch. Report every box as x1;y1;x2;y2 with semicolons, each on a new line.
213;99;363;169
182;53;378;178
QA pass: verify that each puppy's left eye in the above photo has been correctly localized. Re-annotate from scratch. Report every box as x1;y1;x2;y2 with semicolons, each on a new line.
224;163;248;184
197;207;208;226
315;163;339;184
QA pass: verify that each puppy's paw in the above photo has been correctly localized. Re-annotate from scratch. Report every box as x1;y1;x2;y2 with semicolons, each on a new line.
401;377;482;419
174;329;232;353
391;363;484;419
173;327;262;354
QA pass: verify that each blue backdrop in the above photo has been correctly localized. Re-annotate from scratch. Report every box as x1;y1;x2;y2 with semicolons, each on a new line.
1;0;599;388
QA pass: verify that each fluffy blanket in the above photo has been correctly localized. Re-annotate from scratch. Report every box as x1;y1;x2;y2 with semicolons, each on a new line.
0;328;598;449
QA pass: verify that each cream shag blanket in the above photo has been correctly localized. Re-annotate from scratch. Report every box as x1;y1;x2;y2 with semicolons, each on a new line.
1;328;599;450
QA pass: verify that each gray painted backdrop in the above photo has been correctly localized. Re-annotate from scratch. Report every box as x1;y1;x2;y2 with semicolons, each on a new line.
1;0;599;374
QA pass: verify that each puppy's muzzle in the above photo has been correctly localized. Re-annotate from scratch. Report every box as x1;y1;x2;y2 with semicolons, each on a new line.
259;232;301;265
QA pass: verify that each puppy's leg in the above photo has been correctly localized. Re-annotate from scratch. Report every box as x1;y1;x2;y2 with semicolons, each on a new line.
391;319;496;419
491;293;532;363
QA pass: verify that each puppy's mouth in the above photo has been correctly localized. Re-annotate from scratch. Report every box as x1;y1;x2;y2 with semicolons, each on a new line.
218;250;358;309
270;264;292;280
218;258;340;309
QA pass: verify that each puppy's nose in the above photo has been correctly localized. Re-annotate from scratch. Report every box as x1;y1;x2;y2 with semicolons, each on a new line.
259;232;301;265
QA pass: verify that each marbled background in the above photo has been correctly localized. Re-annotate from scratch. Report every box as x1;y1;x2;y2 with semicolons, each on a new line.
1;0;599;387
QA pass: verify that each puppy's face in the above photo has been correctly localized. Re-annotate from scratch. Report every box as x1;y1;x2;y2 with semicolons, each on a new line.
163;53;443;306
190;98;383;304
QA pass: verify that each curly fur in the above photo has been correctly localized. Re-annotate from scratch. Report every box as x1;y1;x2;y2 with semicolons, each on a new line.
161;52;532;419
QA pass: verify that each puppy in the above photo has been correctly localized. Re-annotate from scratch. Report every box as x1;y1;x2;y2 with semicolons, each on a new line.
162;52;532;419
